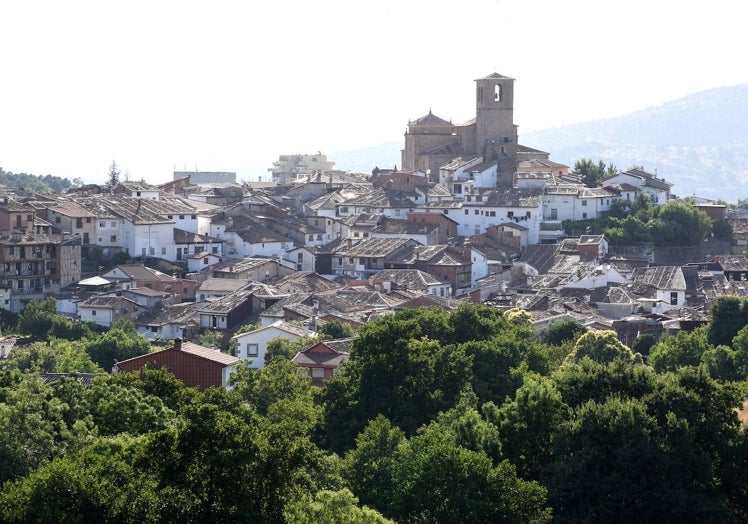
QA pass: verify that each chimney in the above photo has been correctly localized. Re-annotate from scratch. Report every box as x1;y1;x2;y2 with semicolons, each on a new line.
347;238;352;250
173;337;182;351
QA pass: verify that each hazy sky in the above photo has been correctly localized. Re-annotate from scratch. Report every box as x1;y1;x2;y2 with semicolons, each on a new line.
1;0;746;184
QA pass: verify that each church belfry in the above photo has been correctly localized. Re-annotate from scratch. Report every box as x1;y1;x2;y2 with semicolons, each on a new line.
475;73;518;160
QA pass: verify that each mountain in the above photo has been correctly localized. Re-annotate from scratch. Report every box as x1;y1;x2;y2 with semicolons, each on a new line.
328;84;748;202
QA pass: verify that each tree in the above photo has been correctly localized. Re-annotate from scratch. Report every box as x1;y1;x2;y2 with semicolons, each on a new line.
632;333;657;357
572;158;616;188
17;297;57;341
648;330;713;373
539;319;587;346
84;326;150;370
285;489;393;524
564;330;640;365
265;334;320;362
318;320;355;339
712;219;733;241
546;397;730;523
707;296;748;347
491;375;569;480
650;201;712;246
107;161;120;187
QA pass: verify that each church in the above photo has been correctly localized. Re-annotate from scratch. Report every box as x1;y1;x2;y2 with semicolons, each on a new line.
401;73;552;187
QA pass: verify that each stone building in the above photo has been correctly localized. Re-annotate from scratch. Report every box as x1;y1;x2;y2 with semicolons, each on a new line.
401;73;550;186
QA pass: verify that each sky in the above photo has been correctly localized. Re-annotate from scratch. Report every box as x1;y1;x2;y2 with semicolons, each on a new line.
1;0;747;185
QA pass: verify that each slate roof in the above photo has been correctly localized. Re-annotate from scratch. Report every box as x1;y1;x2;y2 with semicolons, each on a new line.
275;272;345;293
342;237;412;258
197;289;254;314
480;188;543;207
137;302;199;327
630;266;687;292
344;188;417;209
232;223;293;244
198;278;252;293
372;218;437;236
78;295;143;310
174;228;223;244
107;264;177;283
370;269;445;290
711;255;748;271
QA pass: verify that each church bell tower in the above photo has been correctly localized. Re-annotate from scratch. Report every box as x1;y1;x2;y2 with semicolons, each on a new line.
475;73;518;160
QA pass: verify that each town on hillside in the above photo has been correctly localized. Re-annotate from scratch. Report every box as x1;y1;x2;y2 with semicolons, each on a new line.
0;72;744;386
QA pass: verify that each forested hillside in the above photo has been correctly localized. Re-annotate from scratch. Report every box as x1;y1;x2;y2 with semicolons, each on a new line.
1;303;747;522
0;167;78;193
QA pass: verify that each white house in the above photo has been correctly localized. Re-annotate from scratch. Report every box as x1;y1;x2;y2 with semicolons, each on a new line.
604;168;672;205
629;266;686;314
188;251;223;273
231;320;313;369
469;246;489;289
457;188;543;244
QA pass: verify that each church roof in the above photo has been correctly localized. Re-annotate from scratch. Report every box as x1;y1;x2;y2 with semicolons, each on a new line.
411;110;452;126
477;72;514;80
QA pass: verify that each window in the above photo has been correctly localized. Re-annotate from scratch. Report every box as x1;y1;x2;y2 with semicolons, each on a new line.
76;218;83;228
338;258;343;265
26;214;32;222
110;235;117;242
55;216;61;224
308;235;314;241
581;200;588;206
150;326;158;333
311;368;325;378
91;310;96;316
297;368;310;376
474;210;479;215
203;258;209;264
179;215;184;220
161;247;166;255
212;246;218;254
191;214;197;219
582;213;588;219
247;344;259;357
464;210;468;215
100;221;105;227
670;292;678;305
167;215;173;219
488;211;496;217
136;191;142;197
111;221;116;227
86;217;91;223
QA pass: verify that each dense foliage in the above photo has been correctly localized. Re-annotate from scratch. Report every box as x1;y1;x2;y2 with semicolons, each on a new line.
0;304;746;522
0;167;78;193
564;199;719;246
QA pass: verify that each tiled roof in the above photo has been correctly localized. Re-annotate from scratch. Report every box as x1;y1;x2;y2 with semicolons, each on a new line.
411;110;452;126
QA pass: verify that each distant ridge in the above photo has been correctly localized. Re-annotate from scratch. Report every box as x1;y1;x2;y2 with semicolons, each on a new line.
327;84;748;202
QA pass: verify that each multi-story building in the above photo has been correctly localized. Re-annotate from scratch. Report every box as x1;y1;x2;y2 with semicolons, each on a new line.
269;153;335;185
0;233;81;312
